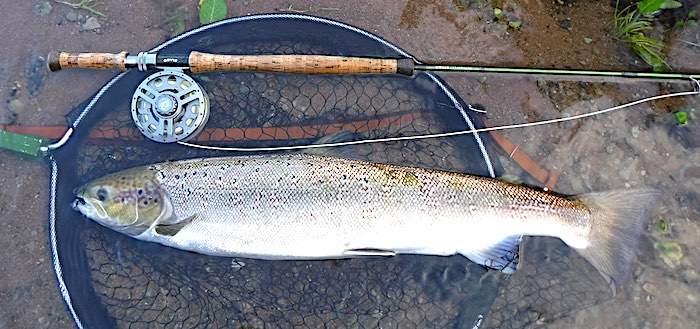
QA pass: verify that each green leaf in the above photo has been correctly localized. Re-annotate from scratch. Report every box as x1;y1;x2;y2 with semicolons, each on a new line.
689;10;697;18
636;0;681;15
674;111;688;125
660;0;682;10
494;8;503;20
508;20;522;29
658;219;668;231
688;19;697;26
637;0;665;15
199;0;227;25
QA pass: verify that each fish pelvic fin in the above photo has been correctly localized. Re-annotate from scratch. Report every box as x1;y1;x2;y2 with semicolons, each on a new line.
570;188;661;296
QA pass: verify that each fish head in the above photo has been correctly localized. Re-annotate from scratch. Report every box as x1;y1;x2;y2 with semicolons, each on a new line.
73;167;169;236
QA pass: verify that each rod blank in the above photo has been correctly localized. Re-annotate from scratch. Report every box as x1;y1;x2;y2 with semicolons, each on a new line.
47;50;700;81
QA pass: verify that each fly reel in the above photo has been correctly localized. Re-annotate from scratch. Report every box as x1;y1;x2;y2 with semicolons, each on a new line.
131;69;209;143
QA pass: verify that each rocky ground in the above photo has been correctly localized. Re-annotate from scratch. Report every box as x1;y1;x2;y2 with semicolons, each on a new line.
1;0;699;328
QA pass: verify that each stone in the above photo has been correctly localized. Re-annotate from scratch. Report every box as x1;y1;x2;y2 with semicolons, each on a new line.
66;11;84;22
82;17;101;30
618;157;638;181
8;99;25;113
630;125;640;138
641;282;658;295
32;2;52;16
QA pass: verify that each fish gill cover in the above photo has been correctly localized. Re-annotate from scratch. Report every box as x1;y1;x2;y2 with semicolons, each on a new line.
49;14;612;328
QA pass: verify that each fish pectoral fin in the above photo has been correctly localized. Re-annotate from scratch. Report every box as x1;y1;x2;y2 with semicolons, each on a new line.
460;235;521;274
154;214;197;237
342;248;397;257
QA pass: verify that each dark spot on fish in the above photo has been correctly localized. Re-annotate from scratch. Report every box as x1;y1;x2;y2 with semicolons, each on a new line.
175;174;180;179
255;168;261;173
121;176;126;180
341;174;348;180
137;189;143;195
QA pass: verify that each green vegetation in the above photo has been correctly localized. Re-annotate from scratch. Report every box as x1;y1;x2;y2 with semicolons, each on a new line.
54;0;106;17
658;219;668;231
654;241;683;267
674;111;688;126
198;0;227;25
493;7;522;29
162;4;187;37
674;9;697;28
610;0;683;72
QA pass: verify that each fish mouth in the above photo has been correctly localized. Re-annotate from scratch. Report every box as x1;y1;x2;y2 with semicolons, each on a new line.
72;196;86;210
72;196;95;218
72;196;89;216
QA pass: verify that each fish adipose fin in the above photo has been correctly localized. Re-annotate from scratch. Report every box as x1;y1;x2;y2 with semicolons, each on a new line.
461;235;521;274
342;248;397;257
567;188;661;296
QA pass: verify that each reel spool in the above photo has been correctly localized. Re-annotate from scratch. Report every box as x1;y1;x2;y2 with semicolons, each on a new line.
131;69;209;143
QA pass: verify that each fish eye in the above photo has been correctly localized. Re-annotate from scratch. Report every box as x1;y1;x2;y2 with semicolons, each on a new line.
96;188;109;202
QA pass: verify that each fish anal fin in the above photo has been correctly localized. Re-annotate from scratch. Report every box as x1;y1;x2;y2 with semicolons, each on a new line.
155;215;196;237
461;235;521;273
342;248;396;257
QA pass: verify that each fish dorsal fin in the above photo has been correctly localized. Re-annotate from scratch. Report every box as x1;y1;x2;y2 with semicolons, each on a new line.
155;215;196;237
305;130;356;158
342;248;397;257
461;235;521;273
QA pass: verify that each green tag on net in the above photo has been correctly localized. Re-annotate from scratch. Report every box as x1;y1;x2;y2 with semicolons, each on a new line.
0;129;50;159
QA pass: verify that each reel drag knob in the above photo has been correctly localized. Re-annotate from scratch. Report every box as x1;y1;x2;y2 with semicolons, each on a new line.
131;70;209;143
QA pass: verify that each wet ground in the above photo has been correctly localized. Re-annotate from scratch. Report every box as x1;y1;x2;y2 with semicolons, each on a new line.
1;0;699;328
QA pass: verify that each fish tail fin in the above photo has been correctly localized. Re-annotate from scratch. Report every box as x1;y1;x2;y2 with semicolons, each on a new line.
568;188;661;296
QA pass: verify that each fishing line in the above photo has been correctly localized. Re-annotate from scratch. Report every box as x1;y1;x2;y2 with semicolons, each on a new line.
178;78;700;152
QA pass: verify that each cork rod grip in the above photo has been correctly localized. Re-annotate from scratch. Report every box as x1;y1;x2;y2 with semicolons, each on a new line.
47;51;128;71
188;52;414;75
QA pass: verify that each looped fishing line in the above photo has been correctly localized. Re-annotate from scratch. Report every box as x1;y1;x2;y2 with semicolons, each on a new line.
178;78;700;152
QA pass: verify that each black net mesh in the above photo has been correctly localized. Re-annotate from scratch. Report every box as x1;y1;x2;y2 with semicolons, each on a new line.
50;15;612;329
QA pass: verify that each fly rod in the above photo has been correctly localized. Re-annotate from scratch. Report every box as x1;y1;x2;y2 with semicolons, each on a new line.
48;50;700;81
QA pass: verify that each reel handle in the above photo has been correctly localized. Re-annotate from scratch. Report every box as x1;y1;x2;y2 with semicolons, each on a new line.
47;51;128;71
188;52;415;75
